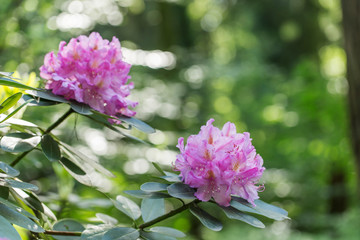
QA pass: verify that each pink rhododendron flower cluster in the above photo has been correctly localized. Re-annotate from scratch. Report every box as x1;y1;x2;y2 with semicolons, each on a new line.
175;119;265;206
40;32;137;118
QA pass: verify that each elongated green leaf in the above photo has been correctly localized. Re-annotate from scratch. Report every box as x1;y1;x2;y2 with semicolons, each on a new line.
149;227;186;238
221;206;265;228
0;114;38;128
0;186;9;199
59;157;86;175
81;225;112;240
103;227;139;240
58;152;107;188
70;101;93;115
26;191;46;213
60;142;114;177
159;172;181;183
86;113;150;145
0;92;22;114
0;71;14;77
0;203;44;232
0;161;19;176
0;215;22;240
253;199;289;219
11;188;56;221
22;94;59;106
95;213;118;225
230;198;259;215
190;204;223;231
0;132;41;153
2;179;39;191
231;197;289;221
113;195;141;220
167;182;195;199
0;77;37;90
141;198;165;222
141;182;169;192
0;99;33;123
124;190;170;199
140;231;177;240
41;134;61;162
53;219;84;240
151;162;166;175
0;196;38;220
25;90;69;103
117;116;156;133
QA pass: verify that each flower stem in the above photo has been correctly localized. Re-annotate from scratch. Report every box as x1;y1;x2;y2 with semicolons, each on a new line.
139;199;200;230
43;230;81;236
44;108;74;134
10;108;73;167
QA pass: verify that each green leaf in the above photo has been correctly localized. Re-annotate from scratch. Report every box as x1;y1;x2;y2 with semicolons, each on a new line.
141;182;169;192
24;191;45;213
58;154;108;188
117;116;156;133
1;179;39;191
0;215;22;240
0;132;41;153
149;227;186;238
87;113;150;145
0;186;9;199
140;231;177;240
141;198;165;222
0;161;20;176
22;94;59;106
113;195;141;220
25;90;69;103
95;213;118;225
0;92;22;114
0;77;37;90
151;162;166;175
189;204;223;231
81;225;113;240
159;172;181;183
0;99;33;123
70;101;93;115
59;157;86;175
0;203;44;232
167;182;196;199
103;227;139;240
41;134;61;162
220;206;265;228
231;197;289;221
0;71;14;77
124;190;170;199
253;199;289;219
0;196;38;220
0;115;38;128
60;142;114;177
53;219;85;240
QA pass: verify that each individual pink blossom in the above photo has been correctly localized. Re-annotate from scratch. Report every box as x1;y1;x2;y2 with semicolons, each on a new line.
40;32;137;119
175;119;265;206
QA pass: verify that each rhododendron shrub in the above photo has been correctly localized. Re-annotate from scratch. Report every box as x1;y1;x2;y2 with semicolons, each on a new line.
39;32;137;118
175;119;265;206
0;32;288;239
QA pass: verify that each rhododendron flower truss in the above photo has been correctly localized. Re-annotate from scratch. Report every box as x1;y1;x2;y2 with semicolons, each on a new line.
175;119;265;206
39;32;137;120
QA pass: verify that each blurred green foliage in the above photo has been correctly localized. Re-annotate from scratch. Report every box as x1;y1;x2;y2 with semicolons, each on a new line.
0;0;358;239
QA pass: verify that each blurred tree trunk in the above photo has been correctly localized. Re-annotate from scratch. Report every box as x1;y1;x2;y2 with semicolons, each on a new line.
341;0;360;199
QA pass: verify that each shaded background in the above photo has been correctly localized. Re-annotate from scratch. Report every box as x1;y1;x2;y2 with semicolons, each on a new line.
1;0;359;239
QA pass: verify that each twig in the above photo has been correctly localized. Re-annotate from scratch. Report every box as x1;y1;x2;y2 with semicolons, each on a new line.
10;108;73;167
